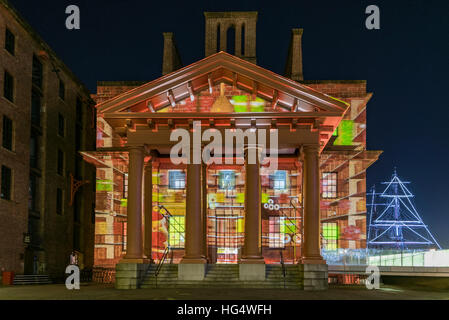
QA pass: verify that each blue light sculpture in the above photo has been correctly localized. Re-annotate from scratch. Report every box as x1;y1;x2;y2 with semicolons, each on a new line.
367;170;441;250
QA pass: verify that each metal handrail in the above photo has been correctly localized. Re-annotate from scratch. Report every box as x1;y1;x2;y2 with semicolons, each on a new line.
280;250;286;289
154;246;171;288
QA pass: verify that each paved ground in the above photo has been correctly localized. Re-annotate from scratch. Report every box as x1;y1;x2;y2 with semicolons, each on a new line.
0;283;448;300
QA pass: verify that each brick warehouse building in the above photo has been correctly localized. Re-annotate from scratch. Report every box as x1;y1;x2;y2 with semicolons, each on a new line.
83;12;382;290
0;0;96;279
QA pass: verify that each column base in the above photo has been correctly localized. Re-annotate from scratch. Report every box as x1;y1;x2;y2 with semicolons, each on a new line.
239;261;265;281
299;263;328;291
178;260;207;280
115;262;150;289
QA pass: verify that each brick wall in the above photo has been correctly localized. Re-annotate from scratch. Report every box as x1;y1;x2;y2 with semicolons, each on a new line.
0;2;96;276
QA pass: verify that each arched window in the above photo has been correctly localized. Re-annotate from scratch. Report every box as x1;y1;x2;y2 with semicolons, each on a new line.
226;25;235;55
241;24;245;56
216;23;220;52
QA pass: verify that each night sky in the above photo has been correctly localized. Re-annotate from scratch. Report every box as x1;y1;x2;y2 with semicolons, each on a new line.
8;0;449;248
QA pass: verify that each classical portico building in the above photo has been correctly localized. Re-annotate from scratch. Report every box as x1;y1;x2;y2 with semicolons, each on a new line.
84;12;381;290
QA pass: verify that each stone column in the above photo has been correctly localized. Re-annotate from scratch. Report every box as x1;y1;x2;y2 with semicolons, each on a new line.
115;146;149;289
179;153;206;280
240;146;265;281
124;146;145;261
301;144;324;264
143;155;155;262
299;144;328;291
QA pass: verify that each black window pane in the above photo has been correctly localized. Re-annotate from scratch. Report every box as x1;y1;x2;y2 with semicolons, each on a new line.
59;80;65;100
31;90;41;126
75;124;82;150
58;113;65;137
29;174;39;211
1;166;12;200
32;55;43;89
169;170;185;189
5;28;15;55
56;188;63;215
4;71;14;102
2;116;13;150
57;149;64;175
30;135;39;169
76;97;83;123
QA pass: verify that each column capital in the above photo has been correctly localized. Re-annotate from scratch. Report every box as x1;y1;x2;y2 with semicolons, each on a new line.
127;145;145;152
302;144;320;154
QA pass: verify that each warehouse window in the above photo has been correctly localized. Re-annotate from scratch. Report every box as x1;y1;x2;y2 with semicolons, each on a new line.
59;80;65;100
31;90;41;126
32;55;43;90
168;216;185;249
168;170;185;189
57;149;64;176
76;97;83;123
2;115;13;151
5;28;15;55
58;113;65;137
322;223;338;250
56;188;63;215
218;170;235;190
1;165;12;200
322;172;337;199
271;170;287;190
4;71;14;102
268;216;284;248
121;173;128;198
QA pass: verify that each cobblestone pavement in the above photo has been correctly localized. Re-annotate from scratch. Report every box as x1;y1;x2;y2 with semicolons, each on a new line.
0;283;448;300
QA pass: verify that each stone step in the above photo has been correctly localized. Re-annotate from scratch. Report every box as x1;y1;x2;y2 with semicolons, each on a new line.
13;275;52;285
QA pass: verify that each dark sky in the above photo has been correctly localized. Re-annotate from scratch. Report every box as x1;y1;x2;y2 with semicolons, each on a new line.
8;0;449;248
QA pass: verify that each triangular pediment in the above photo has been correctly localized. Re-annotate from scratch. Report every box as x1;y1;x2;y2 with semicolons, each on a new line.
97;51;348;116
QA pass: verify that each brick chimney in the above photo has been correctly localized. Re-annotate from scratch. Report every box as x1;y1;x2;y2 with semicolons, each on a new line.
284;28;304;81
162;32;182;75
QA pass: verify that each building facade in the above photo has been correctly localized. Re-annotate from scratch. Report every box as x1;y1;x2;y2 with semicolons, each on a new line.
0;0;96;278
85;12;381;289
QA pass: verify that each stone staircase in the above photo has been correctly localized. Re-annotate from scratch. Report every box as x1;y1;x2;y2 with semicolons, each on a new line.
13;274;52;285
140;264;303;289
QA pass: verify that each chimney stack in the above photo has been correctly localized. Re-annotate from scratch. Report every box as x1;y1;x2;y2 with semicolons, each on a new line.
284;28;304;81
162;32;182;75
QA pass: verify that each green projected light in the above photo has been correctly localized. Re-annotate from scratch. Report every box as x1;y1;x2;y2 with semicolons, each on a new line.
333;120;353;146
230;95;266;112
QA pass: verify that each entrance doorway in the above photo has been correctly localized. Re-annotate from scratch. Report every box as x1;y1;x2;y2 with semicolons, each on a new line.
206;168;244;264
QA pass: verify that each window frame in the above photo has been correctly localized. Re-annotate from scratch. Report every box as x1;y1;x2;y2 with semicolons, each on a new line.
168;215;185;249
268;216;285;249
322;222;338;251
59;79;65;100
271;170;287;190
218;170;236;190
2;115;13;151
3;70;14;103
1;165;12;200
168;170;186;190
57;149;64;176
56;188;63;215
322;172;338;199
5;27;15;56
58;113;65;137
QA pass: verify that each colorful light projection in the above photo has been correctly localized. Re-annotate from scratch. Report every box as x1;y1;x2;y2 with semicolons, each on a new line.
230;95;266;112
333;120;354;146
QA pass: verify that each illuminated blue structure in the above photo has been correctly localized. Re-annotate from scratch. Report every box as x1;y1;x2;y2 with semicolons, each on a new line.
367;170;441;250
